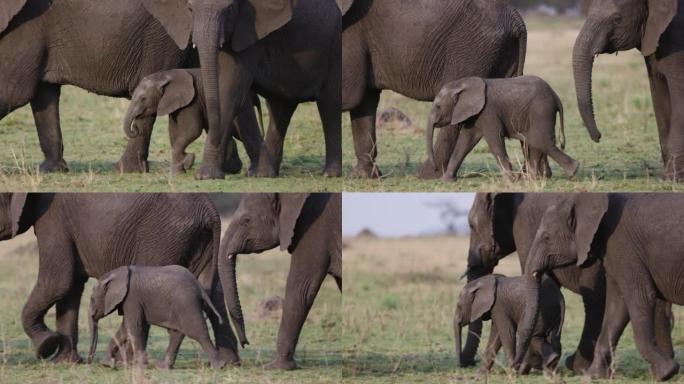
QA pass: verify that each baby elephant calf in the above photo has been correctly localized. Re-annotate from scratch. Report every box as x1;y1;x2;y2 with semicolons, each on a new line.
454;275;564;376
427;75;579;181
88;265;225;369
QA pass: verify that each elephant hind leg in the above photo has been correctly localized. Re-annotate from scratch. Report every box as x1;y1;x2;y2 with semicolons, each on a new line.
256;98;297;178
53;277;88;363
197;270;240;366
30;83;68;173
349;90;381;178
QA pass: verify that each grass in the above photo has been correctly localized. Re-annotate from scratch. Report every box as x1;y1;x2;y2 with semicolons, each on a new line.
0;216;341;383
342;235;684;383
342;16;684;192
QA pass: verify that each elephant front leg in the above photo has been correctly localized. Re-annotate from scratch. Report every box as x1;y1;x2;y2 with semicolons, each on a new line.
662;77;684;181
156;330;184;369
256;99;297;177
53;279;88;363
349;90;381;178
31;83;68;173
199;271;240;366
169;116;202;175
478;323;501;375
416;126;461;179
123;313;151;369
102;324;133;367
586;275;627;378
234;100;265;177
316;50;342;178
440;129;483;181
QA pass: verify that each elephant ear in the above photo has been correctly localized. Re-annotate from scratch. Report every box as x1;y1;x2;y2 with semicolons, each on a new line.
0;0;27;35
10;193;29;237
642;0;677;56
468;275;497;322
573;194;609;267
103;267;130;316
142;0;193;49
232;0;298;52
157;70;196;116
336;0;354;16
450;78;486;126
278;193;309;251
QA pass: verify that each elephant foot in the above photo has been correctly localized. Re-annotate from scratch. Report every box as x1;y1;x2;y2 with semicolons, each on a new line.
565;160;580;179
223;154;242;175
195;164;225;180
255;167;279;178
349;163;381;179
415;161;442;179
183;153;196;171
264;358;299;371
652;359;679;382
587;362;612;380
100;356;117;368
170;154;196;176
209;358;227;369
155;360;173;370
39;159;69;174
215;349;241;367
440;174;455;182
323;163;342;178
33;331;66;360
565;351;592;374
115;158;149;173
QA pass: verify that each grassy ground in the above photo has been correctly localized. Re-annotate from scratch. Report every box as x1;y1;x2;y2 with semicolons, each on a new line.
342;236;684;383
0;93;339;192
342;16;683;192
0;216;341;383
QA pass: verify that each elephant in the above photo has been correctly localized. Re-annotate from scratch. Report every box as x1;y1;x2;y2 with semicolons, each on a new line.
523;193;684;381
574;0;684;181
340;0;530;178
219;193;341;370
0;0;263;176
88;265;225;370
462;193;674;375
0;193;240;366
123;68;265;175
454;274;564;376
142;0;343;179
426;76;579;182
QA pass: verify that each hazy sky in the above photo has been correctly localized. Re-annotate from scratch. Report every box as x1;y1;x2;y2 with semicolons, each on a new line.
343;193;475;237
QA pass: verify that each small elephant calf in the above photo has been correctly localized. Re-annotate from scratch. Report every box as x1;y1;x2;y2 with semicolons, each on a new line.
88;265;225;369
454;274;564;375
427;76;580;181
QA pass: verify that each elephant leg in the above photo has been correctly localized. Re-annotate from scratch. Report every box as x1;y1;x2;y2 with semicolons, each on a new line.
416;127;462;179
265;249;329;370
654;299;674;358
30;83;68;173
663;78;684;181
197;269;240;365
483;131;515;181
117;118;153;174
156;329;184;370
234;100;264;177
223;136;243;175
124;313;150;369
256;98;297;177
440;129;482;181
183;310;225;369
53;277;87;363
494;316;516;368
169;115;202;175
524;144;552;179
566;287;605;373
646;59;671;166
478;323;501;374
103;324;133;367
349;89;381;178
587;275;627;379
316;47;342;178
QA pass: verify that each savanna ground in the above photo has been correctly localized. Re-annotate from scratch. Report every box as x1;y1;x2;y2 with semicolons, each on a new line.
342;236;684;383
0;215;341;383
342;16;684;192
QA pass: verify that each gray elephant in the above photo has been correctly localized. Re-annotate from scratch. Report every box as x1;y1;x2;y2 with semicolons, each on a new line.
0;193;239;366
0;0;263;177
461;193;674;374
426;76;579;181
340;0;530;178
455;275;564;376
123;69;265;175
219;193;342;370
574;0;684;181
142;0;344;179
88;265;225;369
523;193;684;381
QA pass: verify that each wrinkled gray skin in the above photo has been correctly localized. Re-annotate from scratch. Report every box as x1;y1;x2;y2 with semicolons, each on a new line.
525;193;683;381
426;76;579;181
0;0;253;175
455;275;564;376
341;0;531;178
88;266;225;370
143;0;343;179
0;193;239;366
574;0;684;181
463;193;674;374
220;193;342;370
124;68;265;175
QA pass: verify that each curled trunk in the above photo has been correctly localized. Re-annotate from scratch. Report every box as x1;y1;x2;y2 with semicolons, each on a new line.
426;113;437;169
573;25;602;143
218;251;249;347
88;317;98;364
122;105;141;138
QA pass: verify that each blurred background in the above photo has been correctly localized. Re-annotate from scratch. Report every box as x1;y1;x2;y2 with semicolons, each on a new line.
513;0;590;16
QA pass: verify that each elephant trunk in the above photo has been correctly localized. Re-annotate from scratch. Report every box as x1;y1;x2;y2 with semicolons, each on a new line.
513;274;540;368
573;23;603;143
458;265;492;366
218;249;249;348
122;104;143;138
426;113;437;169
196;18;223;150
454;319;463;367
87;316;98;364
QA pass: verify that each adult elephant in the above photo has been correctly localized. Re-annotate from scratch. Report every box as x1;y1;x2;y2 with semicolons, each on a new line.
462;193;673;374
574;0;684;180
524;193;682;381
340;0;529;178
0;193;240;366
219;193;341;370
0;0;263;176
142;0;343;179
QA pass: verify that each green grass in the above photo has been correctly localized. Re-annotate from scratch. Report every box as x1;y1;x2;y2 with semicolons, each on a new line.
342;16;684;192
0;217;341;383
342;236;684;383
0;92;340;192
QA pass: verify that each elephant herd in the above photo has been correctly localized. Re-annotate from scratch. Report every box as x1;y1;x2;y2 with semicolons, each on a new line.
458;193;684;381
0;193;341;370
1;0;683;182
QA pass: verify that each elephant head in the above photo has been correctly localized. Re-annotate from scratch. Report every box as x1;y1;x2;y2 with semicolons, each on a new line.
0;193;33;240
218;193;309;350
88;267;131;364
124;70;196;138
573;0;677;142
427;78;486;169
454;275;496;367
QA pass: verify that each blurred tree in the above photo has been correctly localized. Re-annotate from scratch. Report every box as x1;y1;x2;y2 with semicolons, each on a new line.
425;200;470;236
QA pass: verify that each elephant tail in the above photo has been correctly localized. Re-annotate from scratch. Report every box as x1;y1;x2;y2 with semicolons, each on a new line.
201;287;223;325
554;92;566;150
512;9;527;77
